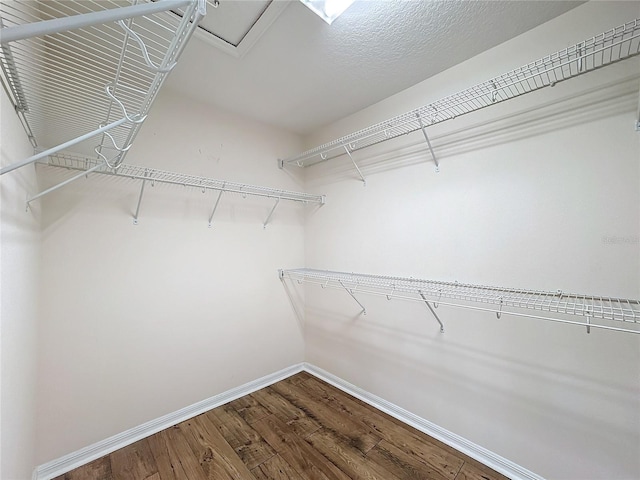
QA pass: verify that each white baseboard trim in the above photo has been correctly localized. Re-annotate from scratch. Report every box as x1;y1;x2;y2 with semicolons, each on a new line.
32;363;304;480
34;362;541;480
302;362;544;480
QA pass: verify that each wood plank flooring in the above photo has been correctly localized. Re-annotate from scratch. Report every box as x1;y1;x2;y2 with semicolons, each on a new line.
54;372;508;480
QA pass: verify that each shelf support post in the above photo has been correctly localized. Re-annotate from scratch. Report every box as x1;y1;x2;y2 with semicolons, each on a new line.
263;197;280;229
25;161;106;208
417;114;439;172
419;291;444;333
339;280;366;315
343;146;366;186
208;189;224;228
133;169;149;225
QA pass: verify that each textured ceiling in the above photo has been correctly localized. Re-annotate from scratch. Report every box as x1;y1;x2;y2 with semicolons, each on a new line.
166;0;583;135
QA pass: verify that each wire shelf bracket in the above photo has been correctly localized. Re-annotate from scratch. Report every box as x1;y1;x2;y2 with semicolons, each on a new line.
344;146;366;186
339;280;367;315
116;20;176;73
419;291;444;333
280;268;640;335
133;169;150;225
0;0;207;175
263;197;281;229
417;114;438;173
208;189;224;228
280;18;640;173
37;153;326;226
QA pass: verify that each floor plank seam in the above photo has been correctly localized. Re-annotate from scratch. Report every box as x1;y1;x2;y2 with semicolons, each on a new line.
454;460;466;479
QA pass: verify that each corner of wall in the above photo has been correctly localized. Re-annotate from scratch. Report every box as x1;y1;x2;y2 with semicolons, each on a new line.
1;88;42;480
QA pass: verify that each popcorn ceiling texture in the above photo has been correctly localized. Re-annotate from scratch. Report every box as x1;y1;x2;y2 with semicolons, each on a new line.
168;0;582;134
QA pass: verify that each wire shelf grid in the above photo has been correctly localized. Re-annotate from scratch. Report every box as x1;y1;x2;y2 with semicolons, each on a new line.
281;268;640;334
44;153;325;204
0;0;205;168
282;19;640;167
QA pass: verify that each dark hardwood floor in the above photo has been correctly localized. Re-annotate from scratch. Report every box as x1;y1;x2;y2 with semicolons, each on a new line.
54;372;508;480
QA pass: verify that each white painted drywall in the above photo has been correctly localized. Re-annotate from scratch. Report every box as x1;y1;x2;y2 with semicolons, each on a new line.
302;2;640;479
1;90;41;479
35;89;307;463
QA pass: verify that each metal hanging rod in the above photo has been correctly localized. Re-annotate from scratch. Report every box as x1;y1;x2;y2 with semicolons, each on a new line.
279;18;640;171
0;0;195;44
0;0;207;175
279;268;640;335
0;117;130;175
38;153;325;225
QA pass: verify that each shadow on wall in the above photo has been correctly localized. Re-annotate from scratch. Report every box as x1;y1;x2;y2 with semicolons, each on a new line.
303;75;639;188
280;275;306;335
303;304;638;449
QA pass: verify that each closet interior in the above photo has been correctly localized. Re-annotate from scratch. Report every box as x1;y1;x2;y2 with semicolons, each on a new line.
1;1;639;480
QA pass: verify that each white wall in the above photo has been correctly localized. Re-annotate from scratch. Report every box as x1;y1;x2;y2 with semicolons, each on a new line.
35;89;307;463
302;2;640;479
1;90;41;478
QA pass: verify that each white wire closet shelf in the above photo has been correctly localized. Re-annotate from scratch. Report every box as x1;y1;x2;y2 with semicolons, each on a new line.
280;268;640;335
280;18;640;171
0;0;206;175
39;153;325;227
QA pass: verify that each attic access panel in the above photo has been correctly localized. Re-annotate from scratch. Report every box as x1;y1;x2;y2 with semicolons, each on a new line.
171;0;281;57
198;0;269;46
